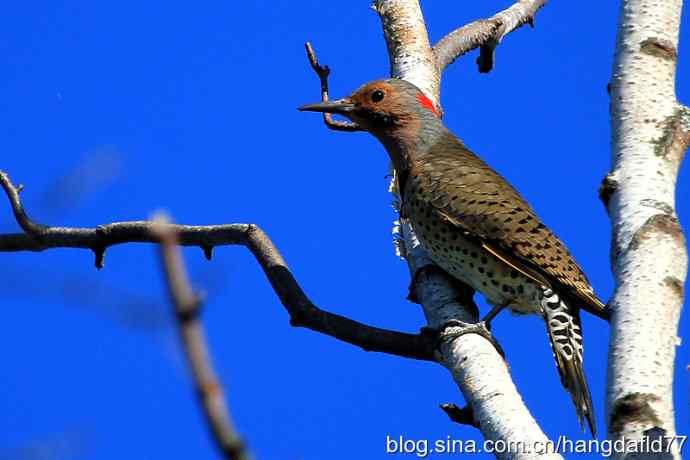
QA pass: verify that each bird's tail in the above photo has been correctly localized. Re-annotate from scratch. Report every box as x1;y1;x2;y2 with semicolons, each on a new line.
540;288;596;437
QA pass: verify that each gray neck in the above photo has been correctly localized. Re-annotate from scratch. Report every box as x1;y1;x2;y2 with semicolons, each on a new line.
369;114;450;200
373;115;450;173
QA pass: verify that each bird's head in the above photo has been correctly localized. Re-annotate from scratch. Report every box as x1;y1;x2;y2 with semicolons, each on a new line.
299;78;441;137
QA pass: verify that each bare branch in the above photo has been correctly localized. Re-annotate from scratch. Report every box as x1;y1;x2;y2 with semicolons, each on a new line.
402;223;560;459
440;403;479;428
242;223;435;360
0;170;435;361
153;213;252;460
304;42;363;132
369;1;561;456
0;171;49;236
36;148;123;218
433;0;548;73
0;428;94;460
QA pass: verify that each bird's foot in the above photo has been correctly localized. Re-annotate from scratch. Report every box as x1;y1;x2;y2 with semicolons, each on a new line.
436;319;506;359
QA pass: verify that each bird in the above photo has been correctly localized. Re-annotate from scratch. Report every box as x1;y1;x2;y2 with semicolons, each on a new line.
300;78;606;436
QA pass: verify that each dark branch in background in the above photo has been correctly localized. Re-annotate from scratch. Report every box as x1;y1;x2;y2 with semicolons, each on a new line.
36;148;123;219
0;171;435;361
433;0;547;73
0;428;94;460
154;214;252;460
304;42;363;132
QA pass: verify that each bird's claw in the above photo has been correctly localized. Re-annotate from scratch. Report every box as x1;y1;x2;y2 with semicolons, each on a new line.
436;319;506;359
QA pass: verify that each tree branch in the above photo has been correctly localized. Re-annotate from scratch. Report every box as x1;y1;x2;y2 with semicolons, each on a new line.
0;171;48;236
605;0;688;457
154;213;252;460
304;42;363;132
0;170;435;361
440;403;479;428
373;0;440;108
401;222;561;459
368;1;561;457
433;0;547;73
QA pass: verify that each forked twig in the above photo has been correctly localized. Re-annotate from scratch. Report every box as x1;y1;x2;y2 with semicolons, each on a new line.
304;42;363;132
0;171;435;361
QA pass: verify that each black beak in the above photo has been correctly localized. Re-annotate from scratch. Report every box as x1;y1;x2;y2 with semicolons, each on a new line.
298;98;355;115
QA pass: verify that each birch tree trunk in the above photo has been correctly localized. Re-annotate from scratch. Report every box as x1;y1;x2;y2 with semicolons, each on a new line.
604;0;689;458
304;0;688;456
374;0;689;458
374;1;562;458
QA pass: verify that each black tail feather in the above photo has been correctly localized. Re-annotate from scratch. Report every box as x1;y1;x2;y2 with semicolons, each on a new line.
541;288;597;437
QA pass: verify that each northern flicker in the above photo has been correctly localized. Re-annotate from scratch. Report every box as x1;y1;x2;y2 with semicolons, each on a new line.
300;78;606;436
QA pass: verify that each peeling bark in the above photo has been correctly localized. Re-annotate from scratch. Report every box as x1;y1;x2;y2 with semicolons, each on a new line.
374;1;560;457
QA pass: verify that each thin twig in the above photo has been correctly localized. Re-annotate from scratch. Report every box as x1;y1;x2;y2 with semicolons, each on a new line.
433;0;548;73
304;42;363;132
154;213;252;460
0;171;435;361
0;171;48;236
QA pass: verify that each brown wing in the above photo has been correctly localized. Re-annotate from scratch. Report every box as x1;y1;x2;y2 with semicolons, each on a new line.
408;135;606;317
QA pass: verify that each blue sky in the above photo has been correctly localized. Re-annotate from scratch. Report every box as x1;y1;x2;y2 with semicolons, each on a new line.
1;2;688;459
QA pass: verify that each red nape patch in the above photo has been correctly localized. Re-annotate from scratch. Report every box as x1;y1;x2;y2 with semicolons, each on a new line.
417;93;439;117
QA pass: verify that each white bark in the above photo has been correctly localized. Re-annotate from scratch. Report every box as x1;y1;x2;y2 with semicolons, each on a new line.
372;0;440;107
366;0;688;457
374;1;561;458
433;0;547;72
605;0;689;458
403;226;562;460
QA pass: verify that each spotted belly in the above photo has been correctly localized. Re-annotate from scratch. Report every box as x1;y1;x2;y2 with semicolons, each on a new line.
405;204;542;315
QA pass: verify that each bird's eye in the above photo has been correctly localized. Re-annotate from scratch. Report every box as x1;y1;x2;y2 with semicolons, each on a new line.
371;89;385;103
